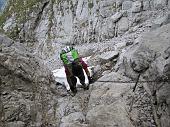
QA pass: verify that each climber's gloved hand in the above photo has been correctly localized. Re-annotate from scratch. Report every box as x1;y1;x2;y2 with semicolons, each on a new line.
88;76;93;84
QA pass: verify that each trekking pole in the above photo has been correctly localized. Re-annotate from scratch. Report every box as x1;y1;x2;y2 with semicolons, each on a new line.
133;74;140;92
129;74;141;112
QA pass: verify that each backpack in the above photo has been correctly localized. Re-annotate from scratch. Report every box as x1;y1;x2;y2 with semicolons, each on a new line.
60;48;79;65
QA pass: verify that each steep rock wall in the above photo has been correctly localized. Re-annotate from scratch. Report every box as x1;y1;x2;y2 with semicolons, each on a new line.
1;0;170;60
114;23;170;127
0;1;170;127
0;34;59;127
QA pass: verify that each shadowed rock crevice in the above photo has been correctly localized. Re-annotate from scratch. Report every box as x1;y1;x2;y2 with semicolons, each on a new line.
33;1;50;31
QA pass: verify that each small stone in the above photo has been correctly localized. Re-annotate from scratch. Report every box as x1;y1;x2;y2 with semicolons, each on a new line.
111;12;123;23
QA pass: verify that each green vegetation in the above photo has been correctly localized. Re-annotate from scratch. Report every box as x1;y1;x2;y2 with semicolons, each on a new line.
0;0;64;41
0;0;48;41
0;0;42;31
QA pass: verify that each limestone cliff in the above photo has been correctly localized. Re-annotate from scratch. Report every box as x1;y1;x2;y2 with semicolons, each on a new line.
0;34;58;126
1;0;170;61
0;0;170;127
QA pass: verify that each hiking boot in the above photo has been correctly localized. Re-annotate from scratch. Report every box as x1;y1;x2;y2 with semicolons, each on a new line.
67;89;76;97
86;84;90;90
72;88;77;94
70;92;76;97
81;82;88;90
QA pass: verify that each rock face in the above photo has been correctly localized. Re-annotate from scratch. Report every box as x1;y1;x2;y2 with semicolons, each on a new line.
0;0;170;64
139;24;170;54
115;24;170;127
86;72;133;127
0;0;170;127
0;34;58;127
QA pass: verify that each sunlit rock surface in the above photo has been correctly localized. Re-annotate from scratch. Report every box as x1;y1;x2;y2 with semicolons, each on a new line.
0;0;170;127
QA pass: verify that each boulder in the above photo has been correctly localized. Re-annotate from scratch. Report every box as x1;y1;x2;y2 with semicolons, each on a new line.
139;23;170;54
86;71;134;127
88;72;132;106
98;51;119;64
0;34;14;47
130;45;156;72
100;19;116;39
152;15;169;29
86;102;134;127
118;17;129;34
111;12;123;23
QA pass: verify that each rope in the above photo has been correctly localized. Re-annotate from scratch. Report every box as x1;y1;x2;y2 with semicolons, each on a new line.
96;79;170;83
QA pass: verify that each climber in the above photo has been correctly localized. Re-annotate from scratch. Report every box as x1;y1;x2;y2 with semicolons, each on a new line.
60;46;93;96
